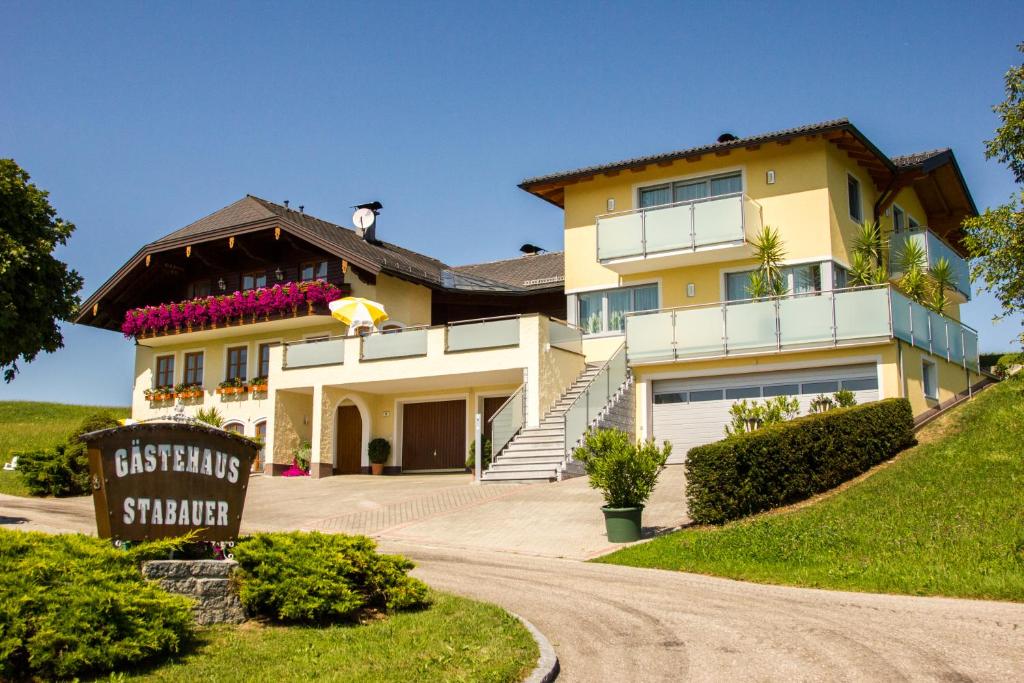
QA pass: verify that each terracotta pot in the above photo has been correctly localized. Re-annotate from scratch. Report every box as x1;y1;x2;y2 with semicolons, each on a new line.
371;463;385;476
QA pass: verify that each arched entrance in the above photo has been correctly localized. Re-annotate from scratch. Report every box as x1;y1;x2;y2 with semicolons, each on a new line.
335;403;363;474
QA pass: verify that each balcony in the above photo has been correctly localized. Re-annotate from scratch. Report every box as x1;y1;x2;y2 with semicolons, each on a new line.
625;285;979;371
889;229;971;301
276;314;584;393
595;193;762;274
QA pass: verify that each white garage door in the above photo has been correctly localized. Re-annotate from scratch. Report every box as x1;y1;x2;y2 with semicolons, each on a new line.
652;364;880;463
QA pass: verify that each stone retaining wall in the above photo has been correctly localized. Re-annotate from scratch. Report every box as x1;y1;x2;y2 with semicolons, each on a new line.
142;559;246;625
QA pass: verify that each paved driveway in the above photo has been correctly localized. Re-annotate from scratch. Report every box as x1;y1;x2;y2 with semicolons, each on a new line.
3;471;1024;681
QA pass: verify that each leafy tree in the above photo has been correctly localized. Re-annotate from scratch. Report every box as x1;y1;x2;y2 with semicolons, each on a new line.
962;43;1024;343
0;159;83;381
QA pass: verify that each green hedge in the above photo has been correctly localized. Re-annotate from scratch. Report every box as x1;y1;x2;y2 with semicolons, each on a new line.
232;532;430;623
16;412;121;497
0;531;194;680
685;398;916;525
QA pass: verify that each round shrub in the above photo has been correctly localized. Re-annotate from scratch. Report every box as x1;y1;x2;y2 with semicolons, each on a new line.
0;530;195;680
231;532;430;623
368;438;391;465
573;428;671;508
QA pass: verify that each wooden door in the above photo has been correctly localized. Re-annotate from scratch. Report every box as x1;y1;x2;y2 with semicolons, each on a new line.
482;396;509;443
401;400;466;470
335;405;362;474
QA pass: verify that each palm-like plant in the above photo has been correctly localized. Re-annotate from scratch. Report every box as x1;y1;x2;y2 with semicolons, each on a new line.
894;238;930;305
747;226;787;299
928;257;956;313
849;222;888;286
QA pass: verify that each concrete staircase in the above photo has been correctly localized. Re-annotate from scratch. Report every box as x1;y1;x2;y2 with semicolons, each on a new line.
482;363;630;483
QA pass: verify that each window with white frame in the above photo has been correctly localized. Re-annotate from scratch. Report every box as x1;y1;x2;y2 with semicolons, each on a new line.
638;172;742;209
922;359;938;400
578;284;659;334
725;263;824;301
848;175;862;222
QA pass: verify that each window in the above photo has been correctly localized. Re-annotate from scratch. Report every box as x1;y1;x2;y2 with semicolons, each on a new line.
188;281;211;298
833;264;848;289
725;386;760;400
802;380;839;395
301;260;329;282
842;377;878;391
242;271;268;291
257;342;277;378
848;175;862;222
892;205;905;233
577;284;659;334
254;420;267;470
226;346;247;381
689;389;724;402
762;383;799;397
638;172;742;209
183;352;204;385
726;264;824;301
908;216;920;231
155;355;174;387
223;422;245;435
654;392;687;405
922;360;937;399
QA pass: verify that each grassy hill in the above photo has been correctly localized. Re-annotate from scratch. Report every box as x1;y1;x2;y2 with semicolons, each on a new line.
0;401;130;496
597;380;1024;602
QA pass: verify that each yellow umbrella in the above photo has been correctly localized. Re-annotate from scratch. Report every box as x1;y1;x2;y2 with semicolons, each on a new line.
328;297;389;328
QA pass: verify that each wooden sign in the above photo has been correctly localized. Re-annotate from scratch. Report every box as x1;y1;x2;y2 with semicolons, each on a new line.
82;422;259;542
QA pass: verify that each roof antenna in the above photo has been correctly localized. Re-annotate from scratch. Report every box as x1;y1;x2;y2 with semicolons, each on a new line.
283;199;290;208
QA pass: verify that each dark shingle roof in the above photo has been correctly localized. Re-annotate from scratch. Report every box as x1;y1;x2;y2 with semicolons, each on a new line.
891;148;951;169
519;118;867;189
452;252;564;290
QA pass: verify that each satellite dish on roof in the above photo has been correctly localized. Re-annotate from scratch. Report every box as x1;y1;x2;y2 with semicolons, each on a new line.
352;207;376;231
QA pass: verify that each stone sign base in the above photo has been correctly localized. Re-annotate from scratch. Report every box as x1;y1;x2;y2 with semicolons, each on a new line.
142;559;246;625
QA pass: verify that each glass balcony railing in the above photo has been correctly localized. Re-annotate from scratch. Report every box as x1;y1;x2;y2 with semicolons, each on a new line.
361;327;429;360
446;316;520;352
596;193;761;262
625;285;979;371
282;337;345;369
889;229;971;300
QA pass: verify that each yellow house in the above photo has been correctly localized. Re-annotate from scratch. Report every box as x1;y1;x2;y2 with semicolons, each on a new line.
519;118;983;462
78;119;985;480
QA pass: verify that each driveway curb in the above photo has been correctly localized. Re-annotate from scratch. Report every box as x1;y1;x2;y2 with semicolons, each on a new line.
513;612;560;682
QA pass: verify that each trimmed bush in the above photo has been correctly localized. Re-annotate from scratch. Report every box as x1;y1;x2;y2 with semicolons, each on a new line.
685;398;915;524
231;532;430;623
0;530;194;680
16;412;121;496
574;429;671;508
368;437;391;465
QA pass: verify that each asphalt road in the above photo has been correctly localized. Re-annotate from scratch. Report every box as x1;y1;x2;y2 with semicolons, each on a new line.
385;541;1024;683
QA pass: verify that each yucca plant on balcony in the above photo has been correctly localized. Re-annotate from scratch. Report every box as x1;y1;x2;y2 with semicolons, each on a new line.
849;221;888;286
747;226;787;299
928;257;956;313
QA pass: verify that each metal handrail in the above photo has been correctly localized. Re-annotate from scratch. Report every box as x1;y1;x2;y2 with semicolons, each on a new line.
547;316;583;332
595;191;752;219
562;343;628;459
488;383;526;459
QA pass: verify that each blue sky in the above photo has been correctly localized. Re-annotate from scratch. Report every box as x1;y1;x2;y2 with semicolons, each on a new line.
1;1;1022;406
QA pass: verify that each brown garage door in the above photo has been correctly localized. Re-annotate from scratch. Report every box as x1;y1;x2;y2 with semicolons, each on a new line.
402;400;466;471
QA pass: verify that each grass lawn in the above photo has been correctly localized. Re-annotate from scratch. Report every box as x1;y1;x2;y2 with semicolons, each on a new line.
597;380;1024;602
0;401;129;497
118;592;537;682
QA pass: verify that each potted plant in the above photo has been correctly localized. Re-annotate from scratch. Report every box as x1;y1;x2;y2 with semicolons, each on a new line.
573;428;671;543
145;385;174;402
368;437;390;475
248;376;269;394
217;377;247;396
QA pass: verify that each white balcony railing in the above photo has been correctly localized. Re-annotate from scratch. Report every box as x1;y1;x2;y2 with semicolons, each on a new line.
596;193;761;262
625;285;979;371
889;228;971;300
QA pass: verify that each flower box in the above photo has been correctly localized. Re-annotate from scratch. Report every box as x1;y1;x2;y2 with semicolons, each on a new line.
176;390;204;400
216;386;245;396
248;384;268;394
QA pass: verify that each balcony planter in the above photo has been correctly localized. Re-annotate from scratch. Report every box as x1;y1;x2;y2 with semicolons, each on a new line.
248;384;268;394
601;506;644;543
177;390;203;400
217;386;245;396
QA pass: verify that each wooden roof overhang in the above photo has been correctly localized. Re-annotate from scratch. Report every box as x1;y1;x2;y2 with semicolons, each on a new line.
75;216;384;331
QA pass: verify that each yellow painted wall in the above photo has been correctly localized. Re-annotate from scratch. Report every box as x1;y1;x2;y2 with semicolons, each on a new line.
349;272;433;327
563;138;833;294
